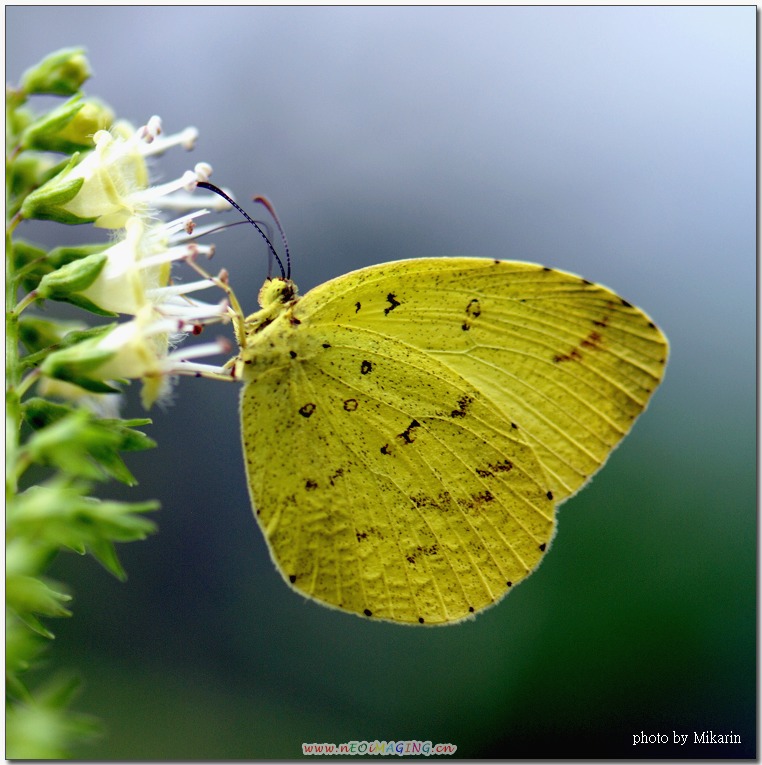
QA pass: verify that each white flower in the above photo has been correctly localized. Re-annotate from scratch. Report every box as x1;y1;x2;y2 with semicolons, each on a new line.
79;213;227;326
34;114;238;407
41;305;231;409
24;117;232;228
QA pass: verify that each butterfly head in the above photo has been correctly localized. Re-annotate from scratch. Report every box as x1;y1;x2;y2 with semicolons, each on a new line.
258;276;298;309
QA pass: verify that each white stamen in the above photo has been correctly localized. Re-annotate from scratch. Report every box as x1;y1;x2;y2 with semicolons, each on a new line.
153;191;233;212
148;279;216;299
194;163;212;181
171;361;234;377
167;338;230;362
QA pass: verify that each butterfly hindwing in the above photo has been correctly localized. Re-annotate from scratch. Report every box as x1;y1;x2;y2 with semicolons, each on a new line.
241;322;555;624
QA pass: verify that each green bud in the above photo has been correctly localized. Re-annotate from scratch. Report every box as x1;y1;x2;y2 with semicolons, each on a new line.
47;242;108;268
36;252;107;299
19;153;95;224
13;239;107;295
40;327;121;394
20;47;91;97
7;105;35;137
18;316;76;355
12;239;47;275
21;96;114;154
7;154;63;215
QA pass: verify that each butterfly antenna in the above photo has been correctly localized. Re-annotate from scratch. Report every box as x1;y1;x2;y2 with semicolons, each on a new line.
196;181;287;279
194;218;274;241
253;195;291;280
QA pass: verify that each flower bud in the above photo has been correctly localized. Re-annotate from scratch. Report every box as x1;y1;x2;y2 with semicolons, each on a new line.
20;48;91;97
22;96;114;154
36;253;116;316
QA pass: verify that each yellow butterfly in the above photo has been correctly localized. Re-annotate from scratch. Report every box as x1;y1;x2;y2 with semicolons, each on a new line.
198;185;669;626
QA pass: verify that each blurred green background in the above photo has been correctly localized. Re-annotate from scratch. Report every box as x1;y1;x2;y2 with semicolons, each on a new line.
7;6;754;759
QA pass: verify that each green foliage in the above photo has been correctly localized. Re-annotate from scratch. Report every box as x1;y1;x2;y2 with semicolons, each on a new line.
6;48;159;758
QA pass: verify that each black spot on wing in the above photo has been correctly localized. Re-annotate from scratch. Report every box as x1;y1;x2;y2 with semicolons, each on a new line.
384;293;401;315
398;419;421;444
329;468;345;486
289;350;297;359
461;298;482;331
450;394;474;418
299;403;316;418
476;459;513;478
553;348;583;363
305;479;318;490
355;301;361;313
360;360;373;375
406;543;438;566
343;398;358;411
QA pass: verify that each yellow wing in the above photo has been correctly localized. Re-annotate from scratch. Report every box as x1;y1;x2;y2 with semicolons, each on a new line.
239;257;668;625
298;258;669;502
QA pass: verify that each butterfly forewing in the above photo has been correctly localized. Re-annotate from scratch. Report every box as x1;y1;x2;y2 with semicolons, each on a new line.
300;258;669;502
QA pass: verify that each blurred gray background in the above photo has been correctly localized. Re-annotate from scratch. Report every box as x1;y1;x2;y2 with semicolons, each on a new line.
7;6;755;759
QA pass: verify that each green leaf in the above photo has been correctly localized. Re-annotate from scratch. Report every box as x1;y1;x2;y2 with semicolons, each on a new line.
6;574;72;620
6;613;49;679
9;481;158;577
21;409;111;481
87;538;126;580
6;675;103;759
23;398;156;484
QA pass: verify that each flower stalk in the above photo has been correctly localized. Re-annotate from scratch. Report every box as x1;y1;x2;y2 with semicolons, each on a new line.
6;48;232;757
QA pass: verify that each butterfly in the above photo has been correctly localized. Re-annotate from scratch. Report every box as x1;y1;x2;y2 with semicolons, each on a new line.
196;184;668;625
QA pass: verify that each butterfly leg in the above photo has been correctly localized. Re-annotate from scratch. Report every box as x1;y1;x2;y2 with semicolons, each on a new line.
184;254;247;348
